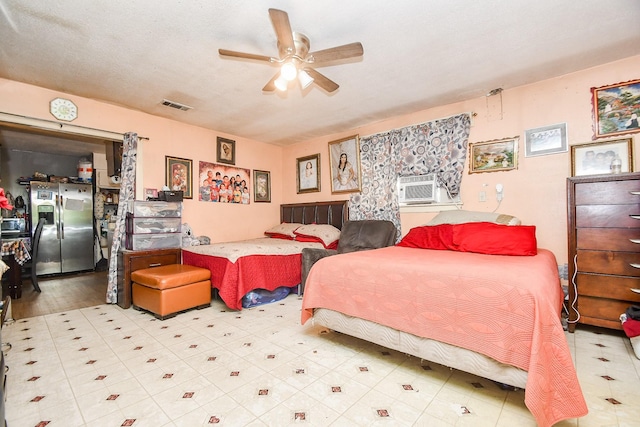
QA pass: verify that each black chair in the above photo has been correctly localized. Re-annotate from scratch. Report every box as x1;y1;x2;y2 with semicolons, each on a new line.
300;220;398;294
24;218;45;293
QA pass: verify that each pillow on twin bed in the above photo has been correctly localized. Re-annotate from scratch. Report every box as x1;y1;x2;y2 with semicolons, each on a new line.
264;223;303;239
294;224;341;249
397;222;537;256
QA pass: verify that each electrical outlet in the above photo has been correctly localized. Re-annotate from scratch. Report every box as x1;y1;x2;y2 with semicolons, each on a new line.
479;191;486;202
496;183;504;201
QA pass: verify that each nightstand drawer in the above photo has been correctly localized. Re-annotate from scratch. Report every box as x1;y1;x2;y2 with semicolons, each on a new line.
577;228;640;252
577;249;640;276
576;205;640;228
576;273;640;301
575;179;640;205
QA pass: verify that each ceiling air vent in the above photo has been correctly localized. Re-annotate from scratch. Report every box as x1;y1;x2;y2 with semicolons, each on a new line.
161;99;193;111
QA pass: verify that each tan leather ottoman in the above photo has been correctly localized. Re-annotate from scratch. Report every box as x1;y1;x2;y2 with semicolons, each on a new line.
131;264;211;320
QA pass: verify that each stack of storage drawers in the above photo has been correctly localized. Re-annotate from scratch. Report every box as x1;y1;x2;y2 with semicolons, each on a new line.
125;201;182;251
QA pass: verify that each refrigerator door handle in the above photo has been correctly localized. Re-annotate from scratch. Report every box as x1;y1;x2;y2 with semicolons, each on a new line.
55;195;61;239
60;195;64;239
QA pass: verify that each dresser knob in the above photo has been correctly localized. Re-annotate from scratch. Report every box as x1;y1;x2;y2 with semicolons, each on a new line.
631;191;640;195
630;239;640;244
631;215;640;220
630;263;640;269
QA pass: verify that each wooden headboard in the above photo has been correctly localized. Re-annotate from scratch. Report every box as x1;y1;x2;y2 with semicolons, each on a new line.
280;201;349;230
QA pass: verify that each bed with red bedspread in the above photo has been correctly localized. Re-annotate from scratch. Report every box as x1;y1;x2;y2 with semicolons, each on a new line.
183;201;348;310
302;218;588;427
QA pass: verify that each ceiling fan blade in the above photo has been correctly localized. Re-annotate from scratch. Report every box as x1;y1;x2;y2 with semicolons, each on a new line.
218;49;275;63
269;8;295;56
262;73;279;92
308;42;364;63
304;68;339;93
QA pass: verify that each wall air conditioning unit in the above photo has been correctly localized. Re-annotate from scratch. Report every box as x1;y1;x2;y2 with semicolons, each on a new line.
398;173;437;205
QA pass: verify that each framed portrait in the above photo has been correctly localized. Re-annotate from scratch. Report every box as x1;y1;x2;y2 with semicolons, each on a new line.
296;153;321;194
216;136;236;165
198;161;251;203
468;137;519;173
591;78;640;139
253;170;271;203
328;135;362;193
165;156;193;198
144;188;158;200
570;138;633;177
524;123;567;157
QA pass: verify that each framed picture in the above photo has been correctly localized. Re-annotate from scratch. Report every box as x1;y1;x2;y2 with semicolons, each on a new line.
468;137;519;173
165;156;193;198
524;123;567;157
328;135;362;193
296;153;321;193
198;161;251;203
253;170;271;203
144;188;158;200
217;136;236;165
591;78;640;139
570;138;633;177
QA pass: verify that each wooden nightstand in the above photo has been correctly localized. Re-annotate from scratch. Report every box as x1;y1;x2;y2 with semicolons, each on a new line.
116;248;181;309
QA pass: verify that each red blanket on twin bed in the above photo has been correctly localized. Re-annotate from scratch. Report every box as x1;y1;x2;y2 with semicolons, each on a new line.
301;246;588;427
182;238;325;310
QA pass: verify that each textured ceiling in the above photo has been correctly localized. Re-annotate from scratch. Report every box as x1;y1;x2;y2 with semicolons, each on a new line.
1;0;639;152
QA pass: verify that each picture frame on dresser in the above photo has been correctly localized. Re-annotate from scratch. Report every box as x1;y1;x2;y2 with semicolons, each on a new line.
570;138;633;177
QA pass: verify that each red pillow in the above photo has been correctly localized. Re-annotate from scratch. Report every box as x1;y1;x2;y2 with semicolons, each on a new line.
453;222;537;256
397;224;456;250
295;234;339;249
265;233;294;240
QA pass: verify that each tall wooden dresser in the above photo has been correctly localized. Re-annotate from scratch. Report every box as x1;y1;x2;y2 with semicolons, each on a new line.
567;172;640;332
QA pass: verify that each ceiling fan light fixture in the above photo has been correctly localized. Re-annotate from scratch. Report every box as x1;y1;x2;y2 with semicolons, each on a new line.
274;75;289;91
280;61;298;81
298;69;314;89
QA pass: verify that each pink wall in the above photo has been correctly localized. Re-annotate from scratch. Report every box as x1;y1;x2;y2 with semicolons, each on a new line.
282;55;640;264
0;78;283;243
1;54;638;263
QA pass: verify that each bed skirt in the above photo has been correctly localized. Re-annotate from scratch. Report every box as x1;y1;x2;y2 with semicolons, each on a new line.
312;308;528;389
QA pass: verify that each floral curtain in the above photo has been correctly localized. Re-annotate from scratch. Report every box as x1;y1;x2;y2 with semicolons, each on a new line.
106;132;137;303
349;113;471;235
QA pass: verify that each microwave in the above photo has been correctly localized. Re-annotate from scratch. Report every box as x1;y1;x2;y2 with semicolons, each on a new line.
1;218;26;235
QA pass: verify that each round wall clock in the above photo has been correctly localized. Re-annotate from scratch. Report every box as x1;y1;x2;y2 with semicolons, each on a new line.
49;97;78;121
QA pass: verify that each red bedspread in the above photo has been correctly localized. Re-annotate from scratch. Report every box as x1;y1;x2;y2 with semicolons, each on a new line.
182;250;302;310
301;246;587;427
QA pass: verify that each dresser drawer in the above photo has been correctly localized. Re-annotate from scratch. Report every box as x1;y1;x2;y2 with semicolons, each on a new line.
576;273;640;301
129;253;181;271
577;228;640;252
577;249;640;276
577;295;629;330
575;205;640;228
575;179;640;205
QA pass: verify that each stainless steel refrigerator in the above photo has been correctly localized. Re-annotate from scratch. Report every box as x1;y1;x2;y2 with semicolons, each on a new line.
30;181;94;275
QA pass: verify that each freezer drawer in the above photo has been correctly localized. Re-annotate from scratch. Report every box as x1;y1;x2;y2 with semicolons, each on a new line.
125;232;182;251
129;201;182;218
126;215;181;234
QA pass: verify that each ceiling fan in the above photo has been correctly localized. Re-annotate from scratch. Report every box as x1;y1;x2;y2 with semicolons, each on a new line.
218;8;363;93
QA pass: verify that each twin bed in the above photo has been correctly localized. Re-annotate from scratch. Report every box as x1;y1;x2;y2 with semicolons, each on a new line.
182;201;348;310
183;201;587;426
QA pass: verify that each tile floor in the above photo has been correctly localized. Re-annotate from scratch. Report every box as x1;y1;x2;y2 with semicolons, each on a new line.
2;294;640;426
